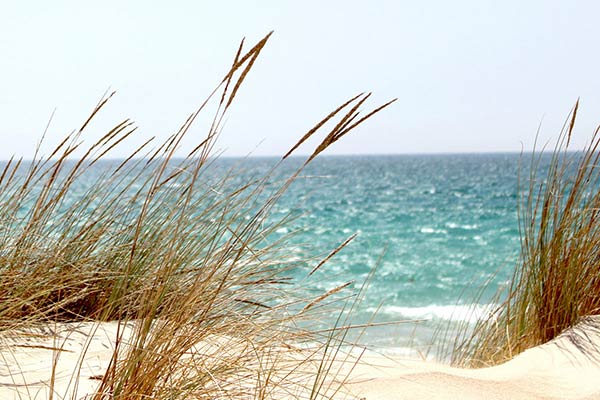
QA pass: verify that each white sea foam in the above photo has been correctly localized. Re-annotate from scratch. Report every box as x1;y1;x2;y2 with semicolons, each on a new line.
371;304;497;323
420;227;448;234
446;222;478;230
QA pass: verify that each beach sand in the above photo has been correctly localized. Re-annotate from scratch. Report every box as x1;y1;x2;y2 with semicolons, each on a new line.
1;317;600;399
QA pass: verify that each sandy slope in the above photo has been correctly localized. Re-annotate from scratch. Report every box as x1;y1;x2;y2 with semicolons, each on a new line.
1;317;600;399
343;316;600;399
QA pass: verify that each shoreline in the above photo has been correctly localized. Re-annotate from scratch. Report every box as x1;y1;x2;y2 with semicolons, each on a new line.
2;317;600;399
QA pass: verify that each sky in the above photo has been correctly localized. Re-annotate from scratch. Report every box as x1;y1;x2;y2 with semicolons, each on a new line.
1;1;599;160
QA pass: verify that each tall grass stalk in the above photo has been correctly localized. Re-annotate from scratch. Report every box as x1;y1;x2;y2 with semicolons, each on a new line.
0;33;395;399
452;102;600;366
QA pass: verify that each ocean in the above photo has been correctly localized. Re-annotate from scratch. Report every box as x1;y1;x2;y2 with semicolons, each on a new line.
248;153;528;357
7;153;535;358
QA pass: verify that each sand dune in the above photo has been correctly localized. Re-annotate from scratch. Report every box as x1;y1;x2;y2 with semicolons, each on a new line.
343;316;600;399
1;317;600;399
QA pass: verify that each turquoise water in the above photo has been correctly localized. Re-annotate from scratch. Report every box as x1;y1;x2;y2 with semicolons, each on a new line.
5;153;534;356
254;154;527;355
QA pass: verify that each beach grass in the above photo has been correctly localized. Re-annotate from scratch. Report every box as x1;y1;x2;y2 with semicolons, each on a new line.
451;101;600;366
0;33;395;399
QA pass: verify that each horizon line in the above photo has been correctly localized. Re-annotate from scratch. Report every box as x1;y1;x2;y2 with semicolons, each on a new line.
0;149;585;163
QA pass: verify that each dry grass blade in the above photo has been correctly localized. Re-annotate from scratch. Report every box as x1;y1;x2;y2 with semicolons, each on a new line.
78;90;116;133
306;94;373;164
309;233;357;276
306;96;398;164
223;31;273;85
0;155;16;187
303;281;354;312
224;31;273;110
567;98;579;147
334;97;398;140
283;93;364;160
220;37;245;106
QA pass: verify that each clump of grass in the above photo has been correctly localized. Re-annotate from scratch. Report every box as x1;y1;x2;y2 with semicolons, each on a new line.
0;33;395;399
452;101;600;366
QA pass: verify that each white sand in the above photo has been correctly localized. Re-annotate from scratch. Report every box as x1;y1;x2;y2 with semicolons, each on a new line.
1;317;600;399
342;316;600;399
0;321;136;400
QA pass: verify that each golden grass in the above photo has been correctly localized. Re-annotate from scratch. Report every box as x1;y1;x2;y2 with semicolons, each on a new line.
0;33;395;399
451;101;600;366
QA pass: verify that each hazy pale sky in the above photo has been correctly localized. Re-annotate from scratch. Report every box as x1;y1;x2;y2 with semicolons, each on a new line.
1;1;599;159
